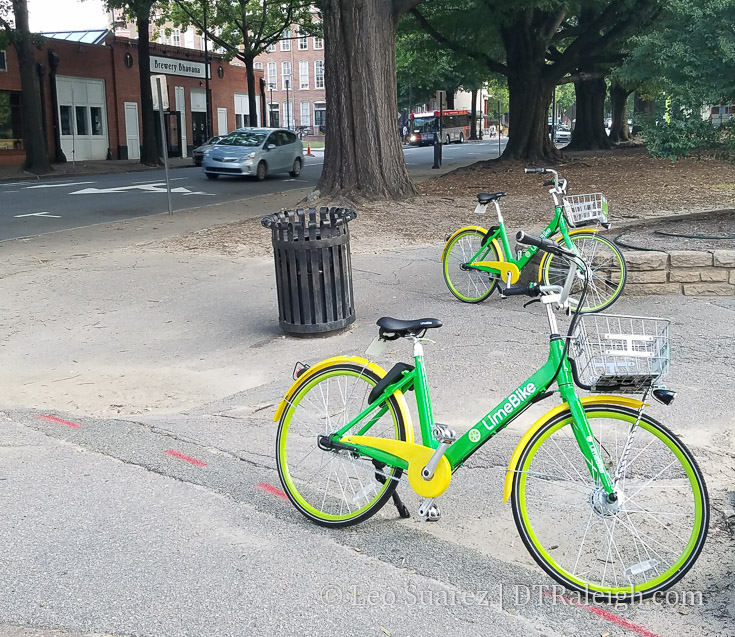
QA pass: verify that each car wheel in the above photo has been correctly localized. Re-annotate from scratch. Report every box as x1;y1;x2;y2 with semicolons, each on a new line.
289;158;302;177
446;135;451;145
458;133;464;144
205;173;218;180
256;161;267;181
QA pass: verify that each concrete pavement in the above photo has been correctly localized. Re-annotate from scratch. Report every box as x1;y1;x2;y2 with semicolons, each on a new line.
0;195;733;636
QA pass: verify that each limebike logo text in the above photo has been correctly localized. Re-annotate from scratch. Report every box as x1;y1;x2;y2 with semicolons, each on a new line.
484;383;536;429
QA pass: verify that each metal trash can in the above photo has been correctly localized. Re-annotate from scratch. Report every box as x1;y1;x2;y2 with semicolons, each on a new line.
261;207;357;335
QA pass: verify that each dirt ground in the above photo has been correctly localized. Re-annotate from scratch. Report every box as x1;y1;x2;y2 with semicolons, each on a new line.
150;147;735;257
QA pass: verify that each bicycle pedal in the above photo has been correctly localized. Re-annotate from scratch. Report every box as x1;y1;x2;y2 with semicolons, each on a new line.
432;424;456;443
418;498;442;522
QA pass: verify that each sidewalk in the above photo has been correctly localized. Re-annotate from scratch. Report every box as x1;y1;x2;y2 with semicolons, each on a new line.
0;156;194;183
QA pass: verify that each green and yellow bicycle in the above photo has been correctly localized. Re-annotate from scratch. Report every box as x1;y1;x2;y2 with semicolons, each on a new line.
441;168;627;313
275;233;708;601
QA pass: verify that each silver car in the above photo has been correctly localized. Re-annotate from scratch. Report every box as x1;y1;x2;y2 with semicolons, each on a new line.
203;128;304;181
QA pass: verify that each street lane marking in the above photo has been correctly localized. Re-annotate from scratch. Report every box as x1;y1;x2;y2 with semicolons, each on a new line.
39;415;82;429
165;449;208;467
14;212;61;218
25;181;95;189
71;183;213;196
256;482;289;500
132;177;188;184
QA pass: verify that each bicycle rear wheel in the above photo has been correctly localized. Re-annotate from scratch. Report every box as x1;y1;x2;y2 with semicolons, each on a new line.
442;229;500;303
276;363;408;527
511;404;708;601
540;232;626;313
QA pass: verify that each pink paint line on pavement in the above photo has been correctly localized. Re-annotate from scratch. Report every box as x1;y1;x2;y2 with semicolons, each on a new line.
543;591;663;637
39;415;82;429
256;482;289;500
165;449;208;467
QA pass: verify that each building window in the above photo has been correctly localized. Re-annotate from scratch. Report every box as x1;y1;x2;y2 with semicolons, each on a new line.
172;29;181;47
300;101;310;128
0;50;7;72
75;106;89;135
184;29;194;49
267;61;277;89
0;91;23;150
254;61;263;70
314;101;326;130
299;60;309;89
283;101;293;129
280;30;291;51
313;37;323;50
282;61;291;90
314;60;324;89
60;105;72;135
298;31;308;50
90;107;104;135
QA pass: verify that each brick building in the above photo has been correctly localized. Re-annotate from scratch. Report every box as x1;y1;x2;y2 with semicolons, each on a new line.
0;31;265;165
254;26;325;135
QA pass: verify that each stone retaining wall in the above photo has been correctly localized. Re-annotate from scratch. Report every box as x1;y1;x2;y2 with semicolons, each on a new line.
624;250;735;296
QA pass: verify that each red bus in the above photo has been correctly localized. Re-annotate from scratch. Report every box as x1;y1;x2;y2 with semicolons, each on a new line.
408;110;471;145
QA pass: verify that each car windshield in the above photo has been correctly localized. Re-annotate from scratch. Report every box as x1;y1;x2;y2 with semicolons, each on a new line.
219;131;267;147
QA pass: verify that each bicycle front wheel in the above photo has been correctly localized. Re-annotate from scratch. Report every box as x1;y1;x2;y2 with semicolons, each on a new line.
276;363;408;528
442;229;500;303
511;404;708;601
540;232;626;313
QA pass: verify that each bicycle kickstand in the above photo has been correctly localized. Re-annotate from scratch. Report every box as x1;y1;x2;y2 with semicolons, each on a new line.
373;460;411;519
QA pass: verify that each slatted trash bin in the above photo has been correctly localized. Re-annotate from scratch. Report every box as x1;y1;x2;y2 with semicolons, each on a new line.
261;207;357;335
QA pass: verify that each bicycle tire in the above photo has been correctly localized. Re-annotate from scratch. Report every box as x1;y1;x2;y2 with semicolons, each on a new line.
511;404;709;601
443;229;500;303
539;232;627;313
276;363;408;528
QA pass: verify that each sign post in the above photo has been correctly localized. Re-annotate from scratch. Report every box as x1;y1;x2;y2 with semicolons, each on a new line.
498;98;502;157
154;76;173;216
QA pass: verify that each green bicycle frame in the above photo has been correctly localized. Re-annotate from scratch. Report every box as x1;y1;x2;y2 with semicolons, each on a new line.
468;203;578;276
331;336;614;493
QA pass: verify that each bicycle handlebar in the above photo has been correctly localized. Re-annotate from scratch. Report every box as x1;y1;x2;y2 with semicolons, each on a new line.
524;168;547;174
503;283;541;297
516;231;576;259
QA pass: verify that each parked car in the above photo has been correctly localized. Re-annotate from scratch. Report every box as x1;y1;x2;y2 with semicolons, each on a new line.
554;126;572;143
192;135;223;166
202;128;303;181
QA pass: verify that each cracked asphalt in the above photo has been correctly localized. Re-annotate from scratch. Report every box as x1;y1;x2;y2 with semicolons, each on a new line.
0;198;734;637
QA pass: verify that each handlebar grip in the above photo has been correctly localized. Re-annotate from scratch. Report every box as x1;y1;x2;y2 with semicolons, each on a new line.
543;180;555;187
504;283;540;297
524;168;547;174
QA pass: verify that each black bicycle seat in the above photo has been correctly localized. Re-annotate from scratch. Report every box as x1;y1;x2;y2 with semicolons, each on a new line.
477;192;508;204
377;317;442;338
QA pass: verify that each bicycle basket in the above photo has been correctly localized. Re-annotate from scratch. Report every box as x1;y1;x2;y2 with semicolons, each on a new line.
562;193;609;227
569;314;670;393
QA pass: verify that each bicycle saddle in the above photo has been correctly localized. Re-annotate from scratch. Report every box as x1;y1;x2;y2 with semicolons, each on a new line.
477;192;507;204
377;317;442;338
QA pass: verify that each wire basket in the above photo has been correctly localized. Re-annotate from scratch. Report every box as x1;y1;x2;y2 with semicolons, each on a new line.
562;193;609;227
569;314;670;393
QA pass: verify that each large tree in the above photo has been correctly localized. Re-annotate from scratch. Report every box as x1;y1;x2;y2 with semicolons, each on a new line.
412;0;662;162
0;0;52;173
314;0;423;202
106;0;161;166
164;0;314;127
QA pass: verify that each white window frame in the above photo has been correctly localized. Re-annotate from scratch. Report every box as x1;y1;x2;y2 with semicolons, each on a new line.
314;60;324;89
313;37;324;50
172;28;181;47
267;62;277;89
282;61;291;91
299;60;309;90
298;32;308;50
267;43;276;52
254;61;263;70
283;101;293;129
314;101;326;128
300;101;311;128
280;30;291;51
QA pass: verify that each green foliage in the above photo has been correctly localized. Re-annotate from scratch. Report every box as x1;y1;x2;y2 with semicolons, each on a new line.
641;111;732;160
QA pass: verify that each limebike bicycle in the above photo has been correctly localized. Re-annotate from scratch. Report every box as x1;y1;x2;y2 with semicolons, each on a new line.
441;168;627;313
275;234;708;601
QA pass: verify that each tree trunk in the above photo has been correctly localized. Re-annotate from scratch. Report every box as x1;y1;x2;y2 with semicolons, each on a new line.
316;0;417;202
566;76;611;150
244;57;259;126
469;88;478;140
500;22;560;163
137;14;160;167
632;92;655;135
12;0;51;174
609;82;631;143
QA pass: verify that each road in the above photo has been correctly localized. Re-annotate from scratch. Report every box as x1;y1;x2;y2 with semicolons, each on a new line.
0;139;507;242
